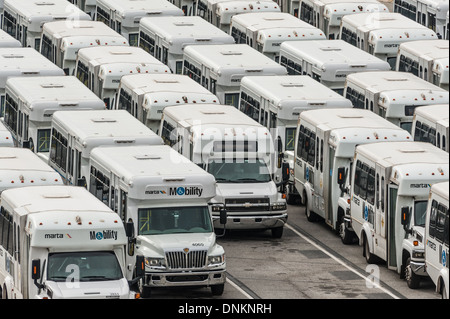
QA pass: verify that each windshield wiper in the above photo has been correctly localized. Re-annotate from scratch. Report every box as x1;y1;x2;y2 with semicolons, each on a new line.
81;276;118;281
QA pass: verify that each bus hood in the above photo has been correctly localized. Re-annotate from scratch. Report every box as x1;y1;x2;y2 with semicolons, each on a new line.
45;278;130;299
215;181;278;200
137;232;217;256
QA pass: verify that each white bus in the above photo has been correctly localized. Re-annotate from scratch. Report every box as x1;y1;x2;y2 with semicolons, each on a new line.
297;0;389;39
95;0;184;47
0;29;20;48
293;109;412;236
0;47;65;118
48;110;164;186
215;0;281;33
183;43;287;107
349;142;448;280
87;145;227;297
0;185;144;299
394;0;449;39
138;16;235;74
230;12;326;61
0;122;13;147
116;73;220;133
339;12;438;69
343;71;449;133
75;46;171;110
160;103;289;238
2;76;105;161
396;39;449;90
239;75;353;203
425;181;449;299
412;104;449;152
1;0;91;50
40;20;129;76
279;39;391;95
168;0;197;16
0;147;63;193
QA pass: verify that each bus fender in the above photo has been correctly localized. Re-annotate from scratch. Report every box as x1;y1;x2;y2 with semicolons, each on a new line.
361;223;373;250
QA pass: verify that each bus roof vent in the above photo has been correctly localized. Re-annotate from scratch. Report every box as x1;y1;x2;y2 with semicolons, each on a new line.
320;47;342;52
41;83;65;88
201;110;226;115
0;153;16;159
399;148;426;153
134;154;161;160
2;54;24;59
281;82;304;87
110;51;133;55
221;51;243;56
174;22;195;27
338;115;364;118
385;77;409;81
35;1;56;5
43;192;71;199
154;80;180;84
91;118;117;123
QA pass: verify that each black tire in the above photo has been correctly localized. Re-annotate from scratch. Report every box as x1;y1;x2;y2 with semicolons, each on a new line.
363;233;377;264
405;257;421;289
305;195;318;222
338;213;353;245
271;226;284;238
442;282;448;299
211;284;225;296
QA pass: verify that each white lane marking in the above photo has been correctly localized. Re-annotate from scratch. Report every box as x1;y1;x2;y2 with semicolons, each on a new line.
226;278;254;299
285;224;401;299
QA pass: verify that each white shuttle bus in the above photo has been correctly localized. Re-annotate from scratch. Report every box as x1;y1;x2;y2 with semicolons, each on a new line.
239;75;353;203
298;0;389;39
2;76;105;161
168;0;197;16
0;122;13;147
412;104;449;152
116;73;220;133
0;185;144;299
215;1;281;33
348;142;448;282
40;20;129;76
183;44;287;107
293;109;412;236
87;145;227;297
425;181;449;299
138;16;235;74
0;48;65;118
339;12;438;69
230;12;326;61
95;0;184;47
279;39;391;95
69;0;97;18
394;0;449;39
0;29;20;48
48;110;164;186
0;147;63;193
344;71;449;133
75;46;171;110
160;103;289;238
396;40;449;90
1;0;91;50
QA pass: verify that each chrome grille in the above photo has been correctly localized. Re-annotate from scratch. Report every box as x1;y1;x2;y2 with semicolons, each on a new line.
225;198;270;212
166;250;208;269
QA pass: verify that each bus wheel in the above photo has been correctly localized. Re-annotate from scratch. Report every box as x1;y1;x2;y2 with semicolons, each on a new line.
442;282;448;299
405;257;421;289
1;285;6;299
211;284;225;296
363;233;377;264
271;226;284;238
338;213;353;245
305;195;317;222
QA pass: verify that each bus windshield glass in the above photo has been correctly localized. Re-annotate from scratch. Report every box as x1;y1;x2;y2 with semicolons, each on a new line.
138;206;213;235
47;251;123;282
414;200;428;227
207;158;271;183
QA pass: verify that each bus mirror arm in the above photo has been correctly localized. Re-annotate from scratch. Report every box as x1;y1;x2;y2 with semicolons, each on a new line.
401;206;412;233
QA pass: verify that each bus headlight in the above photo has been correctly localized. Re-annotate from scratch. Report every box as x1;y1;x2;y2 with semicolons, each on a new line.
412;250;424;259
271;202;287;211
145;257;165;268
208;254;225;265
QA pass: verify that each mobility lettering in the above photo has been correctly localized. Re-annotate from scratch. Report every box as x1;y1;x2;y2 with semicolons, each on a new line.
169;187;203;197
90;230;118;241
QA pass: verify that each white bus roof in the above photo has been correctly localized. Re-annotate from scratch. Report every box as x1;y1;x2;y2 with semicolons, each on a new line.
139;16;235;50
346;71;448;93
0;122;14;147
0;29;21;48
0;48;65;88
120;73;219;102
430;181;449;200
0;147;63;190
216;1;281;24
183;43;287;74
342;12;438;37
4;0;91;31
51;110;163;154
414;104;449;126
241;75;353;115
399;40;449;60
90;145;217;200
281;39;390;66
97;0;184;20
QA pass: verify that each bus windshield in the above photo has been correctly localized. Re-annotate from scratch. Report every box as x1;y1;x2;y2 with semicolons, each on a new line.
138;206;213;235
414;200;428;227
207;158;272;183
47;251;123;282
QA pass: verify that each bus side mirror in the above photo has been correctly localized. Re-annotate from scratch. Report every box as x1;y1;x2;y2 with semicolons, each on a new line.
32;259;41;280
220;208;227;225
337;167;346;186
77;177;86;188
135;255;145;278
282;162;290;184
125;221;135;238
401;207;410;227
